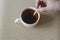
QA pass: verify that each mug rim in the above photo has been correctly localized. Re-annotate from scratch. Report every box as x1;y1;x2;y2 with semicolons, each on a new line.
20;7;40;25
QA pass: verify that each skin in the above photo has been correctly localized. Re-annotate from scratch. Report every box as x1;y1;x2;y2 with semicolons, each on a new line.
36;0;47;8
36;0;60;12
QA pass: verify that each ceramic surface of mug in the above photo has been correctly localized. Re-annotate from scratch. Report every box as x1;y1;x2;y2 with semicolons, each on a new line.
15;7;40;27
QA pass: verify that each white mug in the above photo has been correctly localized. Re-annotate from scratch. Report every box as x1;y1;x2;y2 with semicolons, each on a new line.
15;7;40;27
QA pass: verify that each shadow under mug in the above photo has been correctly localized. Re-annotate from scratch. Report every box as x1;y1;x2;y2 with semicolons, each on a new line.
15;7;40;27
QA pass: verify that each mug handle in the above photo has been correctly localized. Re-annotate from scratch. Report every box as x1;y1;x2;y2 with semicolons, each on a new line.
15;18;21;24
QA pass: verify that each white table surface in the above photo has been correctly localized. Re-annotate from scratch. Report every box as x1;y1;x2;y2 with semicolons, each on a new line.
0;0;60;40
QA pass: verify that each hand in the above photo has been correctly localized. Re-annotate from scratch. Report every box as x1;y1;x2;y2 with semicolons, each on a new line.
36;0;60;12
36;0;47;12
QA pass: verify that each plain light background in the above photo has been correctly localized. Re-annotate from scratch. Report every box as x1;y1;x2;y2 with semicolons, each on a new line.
0;0;60;40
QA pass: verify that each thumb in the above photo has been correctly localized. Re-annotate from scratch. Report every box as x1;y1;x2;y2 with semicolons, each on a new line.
37;7;47;12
